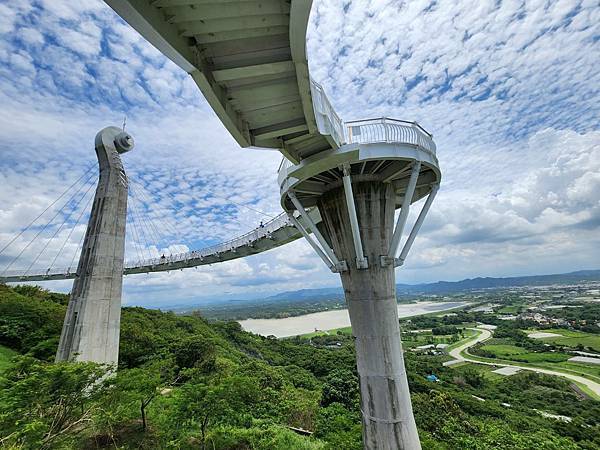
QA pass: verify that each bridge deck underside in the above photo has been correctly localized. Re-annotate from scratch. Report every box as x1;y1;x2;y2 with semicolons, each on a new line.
106;0;333;162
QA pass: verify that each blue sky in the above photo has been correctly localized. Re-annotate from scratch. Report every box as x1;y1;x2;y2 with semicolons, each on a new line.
0;0;598;306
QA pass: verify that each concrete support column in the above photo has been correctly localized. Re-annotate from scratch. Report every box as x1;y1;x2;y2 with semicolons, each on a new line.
56;127;133;365
318;181;421;450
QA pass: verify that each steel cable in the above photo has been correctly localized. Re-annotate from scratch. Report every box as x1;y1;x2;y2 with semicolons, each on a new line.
0;164;95;257
48;185;95;273
1;168;97;276
23;175;97;275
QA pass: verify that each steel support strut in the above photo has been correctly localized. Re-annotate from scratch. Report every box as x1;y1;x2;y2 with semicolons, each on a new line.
288;191;346;272
287;213;336;272
387;161;421;262
396;183;439;267
342;164;369;269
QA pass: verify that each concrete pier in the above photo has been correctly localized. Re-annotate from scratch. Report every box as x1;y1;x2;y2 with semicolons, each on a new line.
56;127;133;365
318;181;421;450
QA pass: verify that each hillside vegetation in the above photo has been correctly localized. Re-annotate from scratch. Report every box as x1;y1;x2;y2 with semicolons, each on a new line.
0;284;599;449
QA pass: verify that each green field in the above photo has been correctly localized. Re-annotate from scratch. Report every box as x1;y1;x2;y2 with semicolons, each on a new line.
536;361;600;382
497;305;522;314
0;345;17;372
449;361;505;382
401;331;460;349
447;328;478;351
298;326;353;339
528;328;600;352
479;343;571;363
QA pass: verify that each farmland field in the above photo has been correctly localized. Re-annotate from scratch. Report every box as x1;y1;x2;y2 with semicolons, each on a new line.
528;329;600;352
479;343;571;363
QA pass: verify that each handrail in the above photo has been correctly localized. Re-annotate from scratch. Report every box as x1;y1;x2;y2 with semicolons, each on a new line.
1;212;294;280
345;118;436;154
345;117;433;138
310;78;345;147
124;212;292;268
277;117;437;183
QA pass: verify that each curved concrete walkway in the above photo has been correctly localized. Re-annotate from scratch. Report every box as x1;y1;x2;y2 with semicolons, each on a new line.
448;327;600;399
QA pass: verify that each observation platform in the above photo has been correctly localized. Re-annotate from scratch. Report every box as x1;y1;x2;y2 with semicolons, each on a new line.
3;0;438;295
279;118;439;211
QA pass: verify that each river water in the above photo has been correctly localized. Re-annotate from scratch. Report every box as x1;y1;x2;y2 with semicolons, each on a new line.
238;301;469;337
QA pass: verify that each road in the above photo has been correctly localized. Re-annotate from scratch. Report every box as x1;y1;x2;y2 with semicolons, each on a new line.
448;327;600;399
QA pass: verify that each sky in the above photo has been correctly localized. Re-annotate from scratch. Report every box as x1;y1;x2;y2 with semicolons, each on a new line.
0;0;598;307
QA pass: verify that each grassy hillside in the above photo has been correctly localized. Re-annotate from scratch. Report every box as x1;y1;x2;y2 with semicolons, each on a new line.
0;284;599;449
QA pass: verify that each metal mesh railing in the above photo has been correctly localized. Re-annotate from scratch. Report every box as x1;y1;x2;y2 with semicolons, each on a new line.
124;212;292;269
1;213;294;280
310;79;346;148
277;117;437;181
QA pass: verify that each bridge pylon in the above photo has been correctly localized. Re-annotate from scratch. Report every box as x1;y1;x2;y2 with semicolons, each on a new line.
55;126;134;365
280;119;440;450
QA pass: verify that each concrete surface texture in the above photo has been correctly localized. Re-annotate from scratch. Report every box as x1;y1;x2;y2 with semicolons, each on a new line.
318;181;421;450
568;356;600;365
55;126;132;365
492;366;522;376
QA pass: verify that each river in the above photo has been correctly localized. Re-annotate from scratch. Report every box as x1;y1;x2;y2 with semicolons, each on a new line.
238;301;469;337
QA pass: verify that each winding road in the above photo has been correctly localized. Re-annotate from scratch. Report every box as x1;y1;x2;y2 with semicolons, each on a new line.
448;327;600;399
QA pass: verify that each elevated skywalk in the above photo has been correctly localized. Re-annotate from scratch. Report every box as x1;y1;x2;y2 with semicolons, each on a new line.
0;211;309;282
105;0;343;163
0;116;437;284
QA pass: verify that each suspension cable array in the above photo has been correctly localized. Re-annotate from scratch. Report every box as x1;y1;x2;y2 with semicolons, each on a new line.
0;165;97;277
0;164;289;281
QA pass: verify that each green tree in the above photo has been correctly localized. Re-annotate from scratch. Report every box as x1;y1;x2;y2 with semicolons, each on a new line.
174;375;260;449
320;368;359;409
114;359;177;431
0;357;109;449
0;285;64;357
463;368;485;388
171;335;217;375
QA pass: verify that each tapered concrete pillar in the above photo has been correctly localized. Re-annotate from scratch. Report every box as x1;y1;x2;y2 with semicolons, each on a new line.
56;126;133;365
318;181;421;450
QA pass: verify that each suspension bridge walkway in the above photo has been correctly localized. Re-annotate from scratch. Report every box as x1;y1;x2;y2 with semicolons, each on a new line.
0;212;303;283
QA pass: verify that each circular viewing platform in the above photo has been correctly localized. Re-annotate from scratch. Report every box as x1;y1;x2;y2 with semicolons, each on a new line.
278;117;440;212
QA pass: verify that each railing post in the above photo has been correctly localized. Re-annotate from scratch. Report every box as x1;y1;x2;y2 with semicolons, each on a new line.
383;117;389;142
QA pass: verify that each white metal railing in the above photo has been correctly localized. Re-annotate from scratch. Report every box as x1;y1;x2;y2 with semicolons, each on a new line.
124;212;292;269
310;78;345;148
277;117;436;181
1;213;294;280
346;118;436;155
1;267;77;278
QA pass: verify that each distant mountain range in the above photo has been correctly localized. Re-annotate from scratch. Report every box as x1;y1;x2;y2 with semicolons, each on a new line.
166;269;600;312
265;269;600;302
